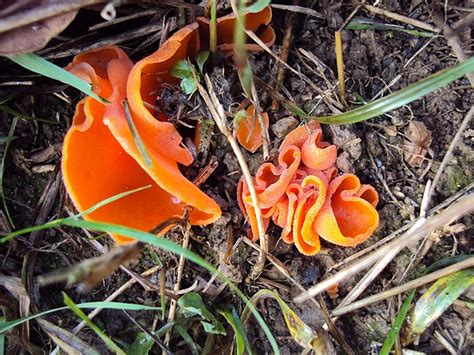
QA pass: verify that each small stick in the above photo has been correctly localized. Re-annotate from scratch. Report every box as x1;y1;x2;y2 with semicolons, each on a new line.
452;13;474;31
242;238;355;355
294;194;474;302
363;4;439;33
331;257;474;316
428;106;473;205
432;13;474;88
434;330;458;355
0;0;107;34
69;266;160;337
208;0;217;60
197;75;268;279
270;3;324;19
164;216;192;347
192;155;218;187
123;310;172;354
230;0;342;114
329;183;473;271
335;218;426;310
271;0;298;110
250;83;270;160
338;0;366;31
334;31;346;105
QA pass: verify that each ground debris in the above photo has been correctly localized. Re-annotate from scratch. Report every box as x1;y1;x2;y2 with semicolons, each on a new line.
403;120;432;167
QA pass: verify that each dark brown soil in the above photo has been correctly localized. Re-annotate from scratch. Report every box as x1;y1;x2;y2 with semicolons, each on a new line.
1;1;473;354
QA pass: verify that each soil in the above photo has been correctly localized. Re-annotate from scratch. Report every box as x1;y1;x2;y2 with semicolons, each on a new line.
0;0;473;354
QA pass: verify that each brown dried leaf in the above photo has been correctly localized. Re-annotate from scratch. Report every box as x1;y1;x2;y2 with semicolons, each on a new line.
0;276;30;319
0;0;78;56
38;242;144;292
37;319;100;355
403;120;432;167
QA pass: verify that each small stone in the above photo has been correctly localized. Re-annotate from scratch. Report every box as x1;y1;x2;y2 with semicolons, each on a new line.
336;151;354;173
271;116;299;138
327;125;362;159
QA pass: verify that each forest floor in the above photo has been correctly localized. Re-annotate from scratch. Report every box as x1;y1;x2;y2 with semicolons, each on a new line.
0;1;473;354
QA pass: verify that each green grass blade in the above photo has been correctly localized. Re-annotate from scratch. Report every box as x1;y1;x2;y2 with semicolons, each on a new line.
0;302;161;334
0;185;151;243
245;0;271;13
127;332;154;355
0;317;4;355
63;293;125;355
60;219;280;354
424;254;473;274
9;53;108;104
382;254;474;354
0;137;16;145
209;0;217;57
380;290;416;355
403;268;474;345
175;325;199;355
0;104;57;124
347;18;434;37
0;219;63;243
286;57;474;124
220;307;253;355
76;184;152;218
241;289;318;350
122;101;153;167
234;0;253;97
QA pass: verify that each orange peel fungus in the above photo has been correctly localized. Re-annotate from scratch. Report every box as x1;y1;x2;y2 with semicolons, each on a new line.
62;7;275;244
235;104;270;153
238;121;379;255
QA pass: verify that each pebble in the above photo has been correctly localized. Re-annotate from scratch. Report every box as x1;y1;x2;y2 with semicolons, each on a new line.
271;116;299;138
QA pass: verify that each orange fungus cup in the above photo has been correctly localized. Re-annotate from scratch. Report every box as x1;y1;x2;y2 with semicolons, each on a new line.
238;122;379;255
62;7;275;244
236;104;270;153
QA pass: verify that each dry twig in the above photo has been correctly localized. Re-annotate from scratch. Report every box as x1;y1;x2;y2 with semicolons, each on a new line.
230;0;342;113
242;237;355;355
331;257;474;316
0;0;107;34
164;217;192;347
270;3;323;19
271;0;298;110
363;4;439;33
197;74;268;280
294;193;474;302
329;183;473;271
428;106;473;208
432;13;474;87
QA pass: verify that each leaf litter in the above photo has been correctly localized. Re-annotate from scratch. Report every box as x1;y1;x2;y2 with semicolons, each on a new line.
0;1;473;354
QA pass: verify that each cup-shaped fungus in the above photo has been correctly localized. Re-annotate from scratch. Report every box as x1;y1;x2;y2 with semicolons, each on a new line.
313;174;379;247
236;104;270;153
238;122;379;255
63;7;274;243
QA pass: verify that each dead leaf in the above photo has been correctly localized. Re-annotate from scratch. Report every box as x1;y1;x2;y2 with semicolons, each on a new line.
37;319;100;355
403;120;432;167
38;242;144;292
0;0;78;56
0;276;30;320
0;276;31;350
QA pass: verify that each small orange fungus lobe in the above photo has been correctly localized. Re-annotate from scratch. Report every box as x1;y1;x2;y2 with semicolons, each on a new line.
236;104;270;153
238;122;379;255
197;6;275;56
63;7;274;244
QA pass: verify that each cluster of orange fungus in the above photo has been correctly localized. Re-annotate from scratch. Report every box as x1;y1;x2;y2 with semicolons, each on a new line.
237;122;380;255
62;7;275;244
